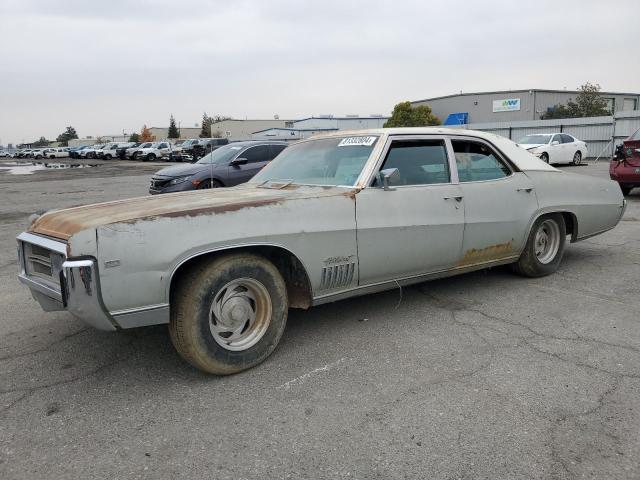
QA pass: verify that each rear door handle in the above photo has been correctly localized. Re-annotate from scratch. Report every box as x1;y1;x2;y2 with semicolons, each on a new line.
516;188;534;193
443;196;463;202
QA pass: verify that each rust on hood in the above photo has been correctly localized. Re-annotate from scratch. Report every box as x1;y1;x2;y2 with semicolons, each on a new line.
456;241;515;267
29;185;356;240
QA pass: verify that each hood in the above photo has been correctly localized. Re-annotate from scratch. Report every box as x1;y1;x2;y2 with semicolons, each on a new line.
153;163;213;177
29;184;356;241
517;143;546;150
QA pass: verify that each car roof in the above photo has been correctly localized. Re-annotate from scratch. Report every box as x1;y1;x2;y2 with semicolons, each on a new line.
307;127;558;172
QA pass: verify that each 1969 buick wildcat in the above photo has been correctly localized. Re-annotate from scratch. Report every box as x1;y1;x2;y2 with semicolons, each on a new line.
17;128;626;374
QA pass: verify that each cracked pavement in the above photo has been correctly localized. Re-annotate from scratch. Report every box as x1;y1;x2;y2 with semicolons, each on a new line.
1;161;639;479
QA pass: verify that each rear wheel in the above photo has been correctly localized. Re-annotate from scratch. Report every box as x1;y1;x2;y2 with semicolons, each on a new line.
146;153;156;162
540;153;549;164
620;185;632;196
169;253;288;375
104;154;112;160
572;151;582;165
512;213;566;277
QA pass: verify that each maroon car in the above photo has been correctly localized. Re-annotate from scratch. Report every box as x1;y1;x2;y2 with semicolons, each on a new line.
611;128;640;195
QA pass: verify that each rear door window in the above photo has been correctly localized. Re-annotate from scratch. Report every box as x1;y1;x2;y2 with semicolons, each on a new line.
451;140;511;182
561;134;574;144
269;144;287;159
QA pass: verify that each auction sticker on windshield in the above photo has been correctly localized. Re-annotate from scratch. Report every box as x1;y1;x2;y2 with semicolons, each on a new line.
338;136;377;147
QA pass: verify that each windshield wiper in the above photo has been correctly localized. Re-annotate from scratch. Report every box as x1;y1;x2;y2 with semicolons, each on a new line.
257;179;294;189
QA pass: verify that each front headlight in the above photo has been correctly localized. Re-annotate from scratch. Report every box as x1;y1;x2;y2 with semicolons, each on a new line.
169;175;191;185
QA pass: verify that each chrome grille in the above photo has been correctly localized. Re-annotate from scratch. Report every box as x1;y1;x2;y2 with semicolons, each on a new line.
320;262;355;290
23;241;65;286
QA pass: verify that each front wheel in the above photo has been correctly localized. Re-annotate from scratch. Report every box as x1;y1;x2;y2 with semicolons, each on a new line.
512;213;566;277
572;151;582;165
540;153;549;164
104;154;112;160
197;179;223;189
169;253;288;375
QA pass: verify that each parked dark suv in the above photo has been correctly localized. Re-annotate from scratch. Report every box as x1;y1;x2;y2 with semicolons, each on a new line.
149;141;288;194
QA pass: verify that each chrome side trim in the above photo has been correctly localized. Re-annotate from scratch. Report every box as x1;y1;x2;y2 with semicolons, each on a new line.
111;304;170;329
312;256;519;306
17;232;67;255
63;259;118;331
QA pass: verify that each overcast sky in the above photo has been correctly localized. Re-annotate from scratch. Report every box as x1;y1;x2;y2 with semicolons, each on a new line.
0;0;637;145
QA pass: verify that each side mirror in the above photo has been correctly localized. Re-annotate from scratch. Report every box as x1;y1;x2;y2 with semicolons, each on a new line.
230;157;248;167
380;167;400;191
551;140;559;146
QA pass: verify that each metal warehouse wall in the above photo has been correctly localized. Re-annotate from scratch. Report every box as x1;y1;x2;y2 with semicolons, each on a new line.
414;91;640;124
452;111;640;159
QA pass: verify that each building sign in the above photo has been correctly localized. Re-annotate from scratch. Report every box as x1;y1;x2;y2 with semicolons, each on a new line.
492;98;521;113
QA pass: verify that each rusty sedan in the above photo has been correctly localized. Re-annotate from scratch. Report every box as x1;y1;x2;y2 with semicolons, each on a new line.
17;128;626;375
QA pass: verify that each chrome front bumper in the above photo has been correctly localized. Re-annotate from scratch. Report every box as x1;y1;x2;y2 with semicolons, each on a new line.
17;232;117;331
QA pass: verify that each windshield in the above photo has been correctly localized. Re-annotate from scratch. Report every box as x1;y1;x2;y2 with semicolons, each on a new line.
196;144;244;164
251;135;378;186
518;134;551;145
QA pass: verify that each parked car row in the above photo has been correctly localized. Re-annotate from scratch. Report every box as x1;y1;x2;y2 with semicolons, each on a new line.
13;147;71;159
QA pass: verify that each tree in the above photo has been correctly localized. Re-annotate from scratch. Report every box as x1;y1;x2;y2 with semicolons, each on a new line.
168;115;180;139
199;112;213;138
55;126;78;146
384;101;440;128
139;125;155;142
33;136;50;147
542;82;610;119
128;132;140;142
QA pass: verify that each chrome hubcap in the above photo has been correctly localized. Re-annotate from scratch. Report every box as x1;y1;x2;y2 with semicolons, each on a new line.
574;152;581;164
209;278;271;351
534;219;560;264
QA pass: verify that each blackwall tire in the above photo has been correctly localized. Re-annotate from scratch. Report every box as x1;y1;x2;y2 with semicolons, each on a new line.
572;151;582;165
512;213;566;278
169;253;288;375
540;153;549;164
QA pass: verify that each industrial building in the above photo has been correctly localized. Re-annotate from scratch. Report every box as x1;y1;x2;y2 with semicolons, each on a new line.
412;89;640;125
251;116;388;140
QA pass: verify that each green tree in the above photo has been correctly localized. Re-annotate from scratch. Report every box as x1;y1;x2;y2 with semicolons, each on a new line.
199;112;213;138
384;101;440;128
128;132;140;142
55;126;78;146
542;82;610;119
168;114;180;139
33;136;50;147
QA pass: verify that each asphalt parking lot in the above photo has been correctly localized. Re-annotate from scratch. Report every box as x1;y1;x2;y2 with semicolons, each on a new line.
1;158;639;479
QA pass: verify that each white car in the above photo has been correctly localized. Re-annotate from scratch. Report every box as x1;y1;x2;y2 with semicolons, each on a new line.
136;141;172;161
517;133;588;165
0;151;12;158
45;148;69;159
79;145;105;159
31;148;51;159
125;142;154;160
98;143;121;160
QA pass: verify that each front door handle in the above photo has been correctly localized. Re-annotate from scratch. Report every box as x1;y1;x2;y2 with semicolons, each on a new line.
443;196;463;202
516;188;534;193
